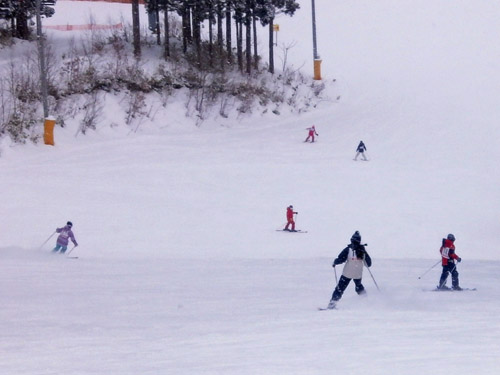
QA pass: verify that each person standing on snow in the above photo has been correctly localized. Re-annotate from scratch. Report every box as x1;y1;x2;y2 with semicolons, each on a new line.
304;125;319;143
283;205;298;232
437;233;462;290
326;231;372;309
52;221;78;254
354;140;367;161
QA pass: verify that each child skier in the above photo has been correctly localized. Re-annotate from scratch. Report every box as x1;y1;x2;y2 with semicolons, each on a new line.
437;233;462;290
327;231;372;309
354;140;367;161
52;221;78;254
304;125;319;143
283;205;298;232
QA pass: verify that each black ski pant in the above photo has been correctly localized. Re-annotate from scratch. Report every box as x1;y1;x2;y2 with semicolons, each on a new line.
439;264;459;288
331;275;365;301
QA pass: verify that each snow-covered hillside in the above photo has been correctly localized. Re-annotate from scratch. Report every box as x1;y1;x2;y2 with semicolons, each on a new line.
1;1;499;374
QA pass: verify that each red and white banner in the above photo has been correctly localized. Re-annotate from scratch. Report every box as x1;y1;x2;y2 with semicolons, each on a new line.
43;23;123;31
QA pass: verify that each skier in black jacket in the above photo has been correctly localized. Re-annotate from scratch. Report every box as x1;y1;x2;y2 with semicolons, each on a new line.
327;231;372;309
354;141;367;161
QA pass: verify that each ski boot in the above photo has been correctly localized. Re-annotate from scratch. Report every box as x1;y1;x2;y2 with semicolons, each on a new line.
327;300;337;310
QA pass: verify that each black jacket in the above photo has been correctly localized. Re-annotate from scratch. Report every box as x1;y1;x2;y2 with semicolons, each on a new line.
333;243;372;267
356;142;367;152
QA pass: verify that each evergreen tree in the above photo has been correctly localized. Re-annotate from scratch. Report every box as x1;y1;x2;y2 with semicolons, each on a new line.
1;0;56;40
255;0;299;73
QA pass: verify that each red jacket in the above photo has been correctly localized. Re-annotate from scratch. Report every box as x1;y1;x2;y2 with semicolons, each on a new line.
440;239;459;265
287;207;296;221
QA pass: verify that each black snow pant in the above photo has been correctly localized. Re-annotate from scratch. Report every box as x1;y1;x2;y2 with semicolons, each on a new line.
331;275;366;301
439;264;459;288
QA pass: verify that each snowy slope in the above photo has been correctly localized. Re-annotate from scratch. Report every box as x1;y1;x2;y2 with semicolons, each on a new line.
1;1;500;374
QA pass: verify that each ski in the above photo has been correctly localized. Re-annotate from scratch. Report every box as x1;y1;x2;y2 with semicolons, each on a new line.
276;230;308;233
425;287;477;292
67;256;79;259
318;307;336;311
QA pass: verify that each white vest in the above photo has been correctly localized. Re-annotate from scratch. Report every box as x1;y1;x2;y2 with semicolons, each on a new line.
342;248;365;279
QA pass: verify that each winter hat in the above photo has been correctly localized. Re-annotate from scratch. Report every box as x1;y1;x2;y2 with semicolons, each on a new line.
351;231;361;243
67;221;73;227
447;233;455;241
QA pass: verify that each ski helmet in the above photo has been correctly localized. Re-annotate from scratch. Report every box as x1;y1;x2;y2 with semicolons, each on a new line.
67;221;73;227
447;233;455;241
351;231;361;243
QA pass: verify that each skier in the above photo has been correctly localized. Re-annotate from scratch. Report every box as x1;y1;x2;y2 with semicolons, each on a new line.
437;233;462;290
327;231;372;309
354;140;367;161
52;221;78;254
304;125;319;143
283;205;298;232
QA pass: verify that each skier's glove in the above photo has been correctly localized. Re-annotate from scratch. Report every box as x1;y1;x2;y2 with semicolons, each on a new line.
457;257;462;263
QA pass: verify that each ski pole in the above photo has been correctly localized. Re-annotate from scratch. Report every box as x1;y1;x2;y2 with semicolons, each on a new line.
364;262;380;291
66;245;77;255
417;260;441;279
39;231;56;250
333;265;338;284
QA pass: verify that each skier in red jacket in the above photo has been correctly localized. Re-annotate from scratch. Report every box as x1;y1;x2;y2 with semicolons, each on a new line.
283;205;298;231
437;233;462;290
304;125;319;143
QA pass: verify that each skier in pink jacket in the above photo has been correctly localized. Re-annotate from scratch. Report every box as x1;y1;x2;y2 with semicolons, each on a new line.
52;221;78;253
304;125;319;143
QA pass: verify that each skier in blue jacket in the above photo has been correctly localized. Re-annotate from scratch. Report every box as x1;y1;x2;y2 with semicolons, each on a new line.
354;141;367;161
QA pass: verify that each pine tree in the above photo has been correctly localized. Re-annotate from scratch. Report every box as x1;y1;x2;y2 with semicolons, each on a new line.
255;0;299;74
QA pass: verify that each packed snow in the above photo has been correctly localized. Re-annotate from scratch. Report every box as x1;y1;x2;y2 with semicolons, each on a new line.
1;1;500;374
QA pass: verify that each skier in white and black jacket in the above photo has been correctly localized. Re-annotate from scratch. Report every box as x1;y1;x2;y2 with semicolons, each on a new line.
327;231;372;309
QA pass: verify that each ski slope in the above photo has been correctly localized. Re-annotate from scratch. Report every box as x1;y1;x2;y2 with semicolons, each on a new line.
1;1;500;374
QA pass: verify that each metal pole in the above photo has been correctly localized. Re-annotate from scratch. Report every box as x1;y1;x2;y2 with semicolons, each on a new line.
35;0;49;118
311;0;322;80
311;0;319;59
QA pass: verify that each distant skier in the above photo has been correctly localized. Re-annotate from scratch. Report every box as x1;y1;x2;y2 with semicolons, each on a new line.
437;233;462;290
354;140;367;161
283;205;298;232
327;231;372;309
304;125;319;143
52;221;78;254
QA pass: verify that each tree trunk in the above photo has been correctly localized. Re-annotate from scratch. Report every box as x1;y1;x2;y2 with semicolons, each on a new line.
155;6;161;45
225;4;232;65
236;19;243;72
15;8;29;39
217;3;224;70
192;5;201;66
181;5;192;53
252;10;258;69
208;5;214;67
132;0;141;58
268;19;274;74
164;9;170;59
245;8;251;74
